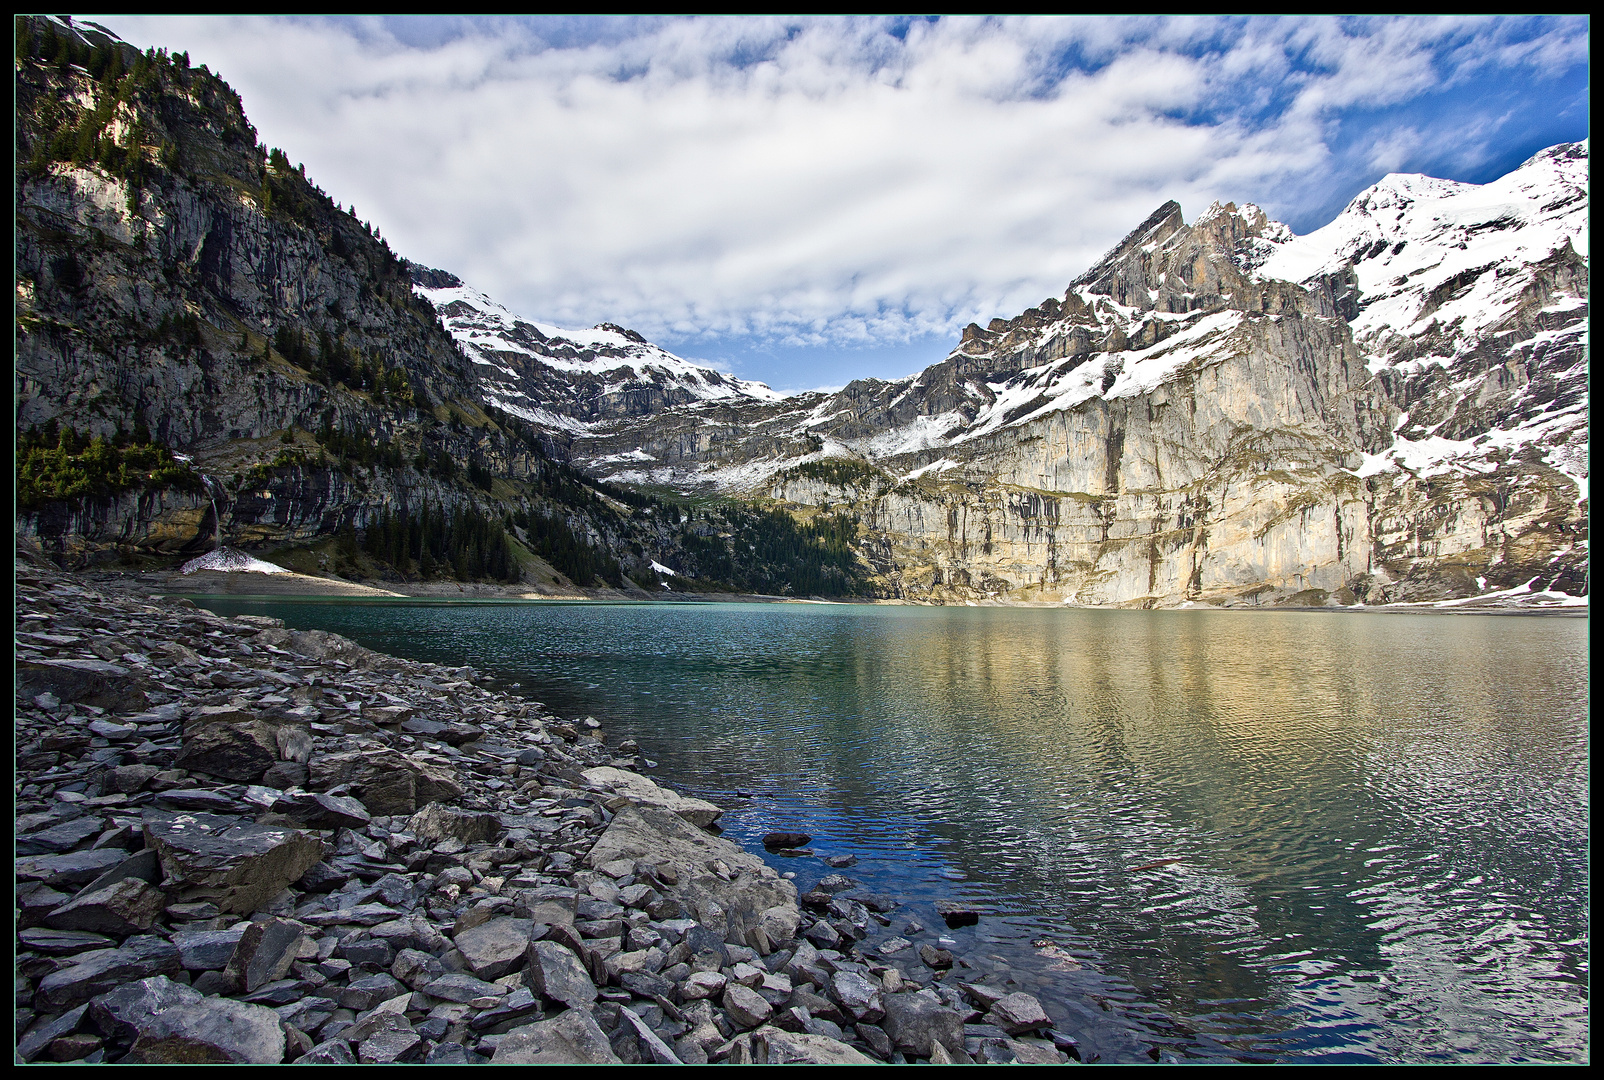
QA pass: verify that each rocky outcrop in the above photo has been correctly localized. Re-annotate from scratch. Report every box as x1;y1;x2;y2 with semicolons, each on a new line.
14;559;1076;1064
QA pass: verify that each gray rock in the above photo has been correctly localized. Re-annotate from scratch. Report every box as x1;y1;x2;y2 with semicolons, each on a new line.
17;881;73;929
405;802;499;845
469;986;543;1032
340;973;405;1012
619;1005;683;1064
492;1008;622;1064
37;936;183;1008
724;1025;876;1065
18;927;115;956
358;1028;424;1063
524;939;598;1008
44;876;165;935
154;788;241;812
142;810;323;914
424;1041;471;1064
126;996;287;1063
69;848;162;899
391;947;444;990
420;972;505;1003
225;917;311;993
174;718;281;784
110;764;163;794
586;805;798;950
723;983;774;1029
172;927;248;971
880;989;966;1057
452;916;534;980
988;990;1052;1035
17;1004;89;1063
86;976;205;1041
299;1039;357;1064
17;815;105;855
17;658;145;711
308;749;462;816
272;791;371;830
827;970;884;1023
16;848;128;888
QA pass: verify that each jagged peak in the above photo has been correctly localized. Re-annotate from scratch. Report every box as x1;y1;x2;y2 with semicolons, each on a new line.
1071;200;1186;292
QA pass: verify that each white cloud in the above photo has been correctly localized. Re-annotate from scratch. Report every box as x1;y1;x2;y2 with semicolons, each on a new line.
87;15;1588;359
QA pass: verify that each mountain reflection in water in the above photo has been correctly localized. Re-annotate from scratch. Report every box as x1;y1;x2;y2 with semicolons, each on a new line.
192;598;1589;1064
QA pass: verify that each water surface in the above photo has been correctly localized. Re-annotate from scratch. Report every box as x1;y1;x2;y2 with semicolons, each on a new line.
193;597;1589;1063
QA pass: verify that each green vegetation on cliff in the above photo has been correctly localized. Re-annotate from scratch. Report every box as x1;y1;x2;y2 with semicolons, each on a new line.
17;422;204;510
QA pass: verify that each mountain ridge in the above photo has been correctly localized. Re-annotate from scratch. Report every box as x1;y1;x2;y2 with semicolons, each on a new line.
14;15;1587;607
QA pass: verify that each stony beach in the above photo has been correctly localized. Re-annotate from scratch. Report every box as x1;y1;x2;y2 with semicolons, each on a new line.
14;557;1079;1065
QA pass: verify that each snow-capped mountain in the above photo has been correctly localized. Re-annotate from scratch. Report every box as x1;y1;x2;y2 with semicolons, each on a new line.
1256;142;1588;499
412;266;783;434
420;145;1587;607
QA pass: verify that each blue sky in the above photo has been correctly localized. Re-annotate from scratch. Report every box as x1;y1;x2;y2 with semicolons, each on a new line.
89;16;1588;392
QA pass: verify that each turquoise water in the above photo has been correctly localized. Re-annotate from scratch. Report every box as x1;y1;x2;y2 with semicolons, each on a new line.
193;597;1590;1063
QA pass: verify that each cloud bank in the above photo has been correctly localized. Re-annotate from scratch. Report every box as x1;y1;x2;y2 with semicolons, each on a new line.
90;15;1588;376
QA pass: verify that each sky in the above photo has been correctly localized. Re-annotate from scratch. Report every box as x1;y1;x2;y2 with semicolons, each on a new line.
86;15;1589;393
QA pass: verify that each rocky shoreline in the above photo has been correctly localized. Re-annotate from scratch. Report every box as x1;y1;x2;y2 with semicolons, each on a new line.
14;555;1079;1065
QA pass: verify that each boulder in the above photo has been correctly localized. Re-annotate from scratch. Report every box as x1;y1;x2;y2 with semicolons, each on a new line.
989;991;1052;1035
17;658;146;711
524;939;597;1008
125;996;287;1063
142;811;323;915
36;937;182;1008
16;848;128;889
308;749;463;816
586;805;798;949
270;791;371;830
762;832;811;850
492;1008;622;1064
580;766;723;828
172;927;247;972
722;1025;875;1065
406;803;499;845
17;815;104;856
452;916;534;980
879;989;966;1057
44;877;165;935
84;976;202;1042
224;917;311;993
827;970;884;1023
17;1004;90;1063
173;719;282;784
723;983;774;1029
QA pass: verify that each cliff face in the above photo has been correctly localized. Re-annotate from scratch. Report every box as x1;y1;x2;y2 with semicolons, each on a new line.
503;152;1586;607
13;18;642;586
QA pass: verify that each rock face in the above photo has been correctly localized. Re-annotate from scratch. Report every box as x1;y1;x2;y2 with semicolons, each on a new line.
421;150;1587;609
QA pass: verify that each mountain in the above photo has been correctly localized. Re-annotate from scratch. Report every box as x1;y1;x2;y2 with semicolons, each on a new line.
423;149;1587;607
13;16;863;598
14;15;1586;607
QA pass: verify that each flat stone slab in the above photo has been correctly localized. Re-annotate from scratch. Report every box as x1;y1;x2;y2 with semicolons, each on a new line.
142;810;323;914
492;1008;621;1064
581;766;723;828
586;805;797;951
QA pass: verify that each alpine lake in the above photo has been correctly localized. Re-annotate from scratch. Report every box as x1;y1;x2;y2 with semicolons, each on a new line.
189;595;1589;1064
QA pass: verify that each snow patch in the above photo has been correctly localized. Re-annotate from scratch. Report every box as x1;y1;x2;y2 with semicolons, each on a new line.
181;548;290;575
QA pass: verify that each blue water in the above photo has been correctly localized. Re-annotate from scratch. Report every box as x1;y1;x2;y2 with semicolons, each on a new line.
191;597;1590;1063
